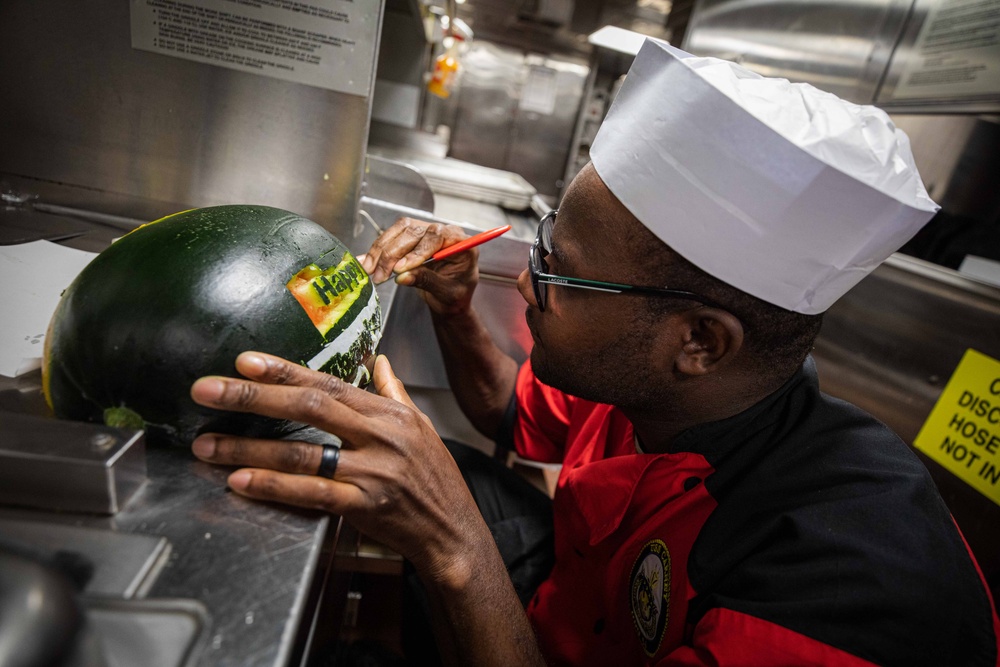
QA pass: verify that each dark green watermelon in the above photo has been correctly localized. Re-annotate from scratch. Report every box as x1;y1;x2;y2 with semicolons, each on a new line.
43;205;381;446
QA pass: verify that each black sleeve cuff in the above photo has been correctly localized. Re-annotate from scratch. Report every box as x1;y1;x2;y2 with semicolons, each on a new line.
493;391;519;459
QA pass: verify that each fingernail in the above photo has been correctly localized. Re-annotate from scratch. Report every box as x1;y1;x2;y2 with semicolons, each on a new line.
192;435;216;459
238;352;267;376
229;470;252;491
394;271;414;286
192;377;225;402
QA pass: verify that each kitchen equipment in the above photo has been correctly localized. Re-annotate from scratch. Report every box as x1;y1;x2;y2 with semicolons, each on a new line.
0;411;145;514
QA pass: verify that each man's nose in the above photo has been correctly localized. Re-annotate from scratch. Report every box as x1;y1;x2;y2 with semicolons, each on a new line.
516;268;537;307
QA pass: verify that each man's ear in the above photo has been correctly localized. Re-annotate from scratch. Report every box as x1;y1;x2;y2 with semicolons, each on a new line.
674;308;744;376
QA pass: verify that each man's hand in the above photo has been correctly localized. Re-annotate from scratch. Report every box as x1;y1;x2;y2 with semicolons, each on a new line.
189;351;490;586
360;217;520;440
191;354;545;665
358;217;478;316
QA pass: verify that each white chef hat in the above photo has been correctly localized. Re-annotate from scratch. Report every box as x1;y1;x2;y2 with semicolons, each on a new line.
590;39;939;314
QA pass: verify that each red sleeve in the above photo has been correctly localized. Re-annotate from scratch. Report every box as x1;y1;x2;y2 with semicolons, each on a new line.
512;360;575;464
659;608;881;667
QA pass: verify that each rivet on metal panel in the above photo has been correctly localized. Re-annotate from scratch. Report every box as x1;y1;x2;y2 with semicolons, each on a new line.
90;433;117;450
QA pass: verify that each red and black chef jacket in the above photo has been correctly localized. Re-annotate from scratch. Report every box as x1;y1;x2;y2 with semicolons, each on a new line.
512;356;1000;666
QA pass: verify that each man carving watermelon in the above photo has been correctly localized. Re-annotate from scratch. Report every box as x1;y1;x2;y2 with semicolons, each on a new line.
190;40;1000;666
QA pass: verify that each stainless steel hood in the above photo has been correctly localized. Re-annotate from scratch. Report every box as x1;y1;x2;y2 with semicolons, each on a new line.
683;0;1000;113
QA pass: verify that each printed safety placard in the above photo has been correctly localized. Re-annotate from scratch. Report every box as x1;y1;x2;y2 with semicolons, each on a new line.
914;349;1000;506
130;0;380;96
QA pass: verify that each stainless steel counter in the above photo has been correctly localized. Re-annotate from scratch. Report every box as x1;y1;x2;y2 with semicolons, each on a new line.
0;443;334;666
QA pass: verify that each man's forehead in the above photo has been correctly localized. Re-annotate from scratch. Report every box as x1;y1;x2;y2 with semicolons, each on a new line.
559;165;657;255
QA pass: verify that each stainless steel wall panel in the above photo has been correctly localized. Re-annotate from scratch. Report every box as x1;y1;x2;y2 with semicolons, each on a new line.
817;255;1000;445
507;57;590;198
448;43;588;198
448;43;526;172
371;8;431;128
0;1;382;240
683;0;915;103
891;114;1000;221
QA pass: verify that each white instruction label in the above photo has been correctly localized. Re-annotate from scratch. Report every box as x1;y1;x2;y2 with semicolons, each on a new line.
130;0;380;96
891;0;1000;100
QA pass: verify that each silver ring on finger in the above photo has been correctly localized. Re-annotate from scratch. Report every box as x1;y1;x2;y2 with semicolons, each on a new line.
317;444;340;479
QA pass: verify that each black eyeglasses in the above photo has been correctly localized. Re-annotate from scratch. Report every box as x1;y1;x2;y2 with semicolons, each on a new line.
529;210;730;313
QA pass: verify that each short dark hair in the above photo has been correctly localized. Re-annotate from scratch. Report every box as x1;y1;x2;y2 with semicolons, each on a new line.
642;241;824;376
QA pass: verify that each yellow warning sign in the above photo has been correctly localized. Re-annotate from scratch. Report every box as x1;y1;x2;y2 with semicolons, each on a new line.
914;349;1000;507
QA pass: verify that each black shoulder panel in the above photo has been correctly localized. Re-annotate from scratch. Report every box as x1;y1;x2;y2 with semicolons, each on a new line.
688;372;998;666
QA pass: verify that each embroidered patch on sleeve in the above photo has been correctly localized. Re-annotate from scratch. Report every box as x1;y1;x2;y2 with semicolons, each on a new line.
630;539;671;657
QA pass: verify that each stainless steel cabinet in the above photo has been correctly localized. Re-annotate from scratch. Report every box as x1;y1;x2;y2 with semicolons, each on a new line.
447;42;589;199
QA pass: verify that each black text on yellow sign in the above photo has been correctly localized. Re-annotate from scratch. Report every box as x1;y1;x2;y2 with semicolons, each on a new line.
914;349;1000;507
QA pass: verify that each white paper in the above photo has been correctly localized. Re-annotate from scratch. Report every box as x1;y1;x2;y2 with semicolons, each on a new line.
520;66;558;115
129;0;381;96
892;0;1000;101
0;242;97;378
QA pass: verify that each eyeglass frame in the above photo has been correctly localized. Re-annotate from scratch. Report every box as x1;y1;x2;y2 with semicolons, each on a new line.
528;209;731;314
